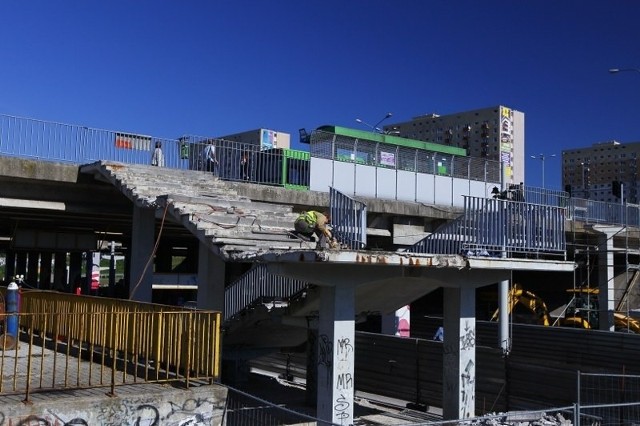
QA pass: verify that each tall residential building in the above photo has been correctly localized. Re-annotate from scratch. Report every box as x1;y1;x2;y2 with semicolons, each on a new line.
383;106;525;185
562;140;640;203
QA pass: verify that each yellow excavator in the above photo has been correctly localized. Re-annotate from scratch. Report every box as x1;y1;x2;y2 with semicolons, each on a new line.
490;283;551;326
559;287;640;333
491;284;640;333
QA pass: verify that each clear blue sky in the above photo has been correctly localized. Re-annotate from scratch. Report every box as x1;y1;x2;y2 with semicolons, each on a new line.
1;1;639;190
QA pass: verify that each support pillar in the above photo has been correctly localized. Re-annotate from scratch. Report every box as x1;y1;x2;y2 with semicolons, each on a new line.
317;284;356;425
15;251;27;277
5;249;16;284
27;251;39;288
197;242;225;312
130;205;156;302
594;225;621;331
108;241;116;297
498;279;510;354
69;252;82;292
306;317;319;406
155;242;173;273
53;252;67;291
40;252;53;290
443;286;476;420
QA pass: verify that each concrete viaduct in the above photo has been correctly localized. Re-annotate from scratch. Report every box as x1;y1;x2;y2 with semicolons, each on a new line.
0;155;577;423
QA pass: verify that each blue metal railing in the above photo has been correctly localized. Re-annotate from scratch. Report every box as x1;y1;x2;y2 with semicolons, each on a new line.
408;195;567;258
330;187;367;250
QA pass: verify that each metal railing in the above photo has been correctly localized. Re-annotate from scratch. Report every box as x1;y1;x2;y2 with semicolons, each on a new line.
0;113;310;189
330;187;367;250
0;290;221;401
224;264;308;323
577;371;640;426
408;195;567;258
7;112;640;231
310;130;502;182
224;385;339;426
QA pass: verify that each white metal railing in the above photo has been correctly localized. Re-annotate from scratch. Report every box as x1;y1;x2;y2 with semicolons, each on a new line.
0;113;310;189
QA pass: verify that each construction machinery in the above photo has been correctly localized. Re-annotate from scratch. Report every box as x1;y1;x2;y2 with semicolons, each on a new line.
559;287;640;333
490;283;551;326
492;284;640;333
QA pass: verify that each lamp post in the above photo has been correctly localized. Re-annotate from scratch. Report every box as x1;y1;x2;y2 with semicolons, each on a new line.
355;112;393;133
530;153;556;189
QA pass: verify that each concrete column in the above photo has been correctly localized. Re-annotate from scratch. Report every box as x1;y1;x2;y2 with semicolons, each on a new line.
594;226;621;331
197;242;225;312
69;252;82;291
306;317;319;406
443;286;476;420
155;242;172;273
27;251;39;288
40;252;52;290
5;249;16;284
53;252;67;291
498;279;510;354
130;205;156;302
316;284;356;425
381;306;411;337
15;251;27;277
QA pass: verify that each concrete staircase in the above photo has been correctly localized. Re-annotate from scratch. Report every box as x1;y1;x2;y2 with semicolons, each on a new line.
80;161;317;259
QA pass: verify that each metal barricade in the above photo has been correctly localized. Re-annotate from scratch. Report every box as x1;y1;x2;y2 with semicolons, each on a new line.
330;187;367;250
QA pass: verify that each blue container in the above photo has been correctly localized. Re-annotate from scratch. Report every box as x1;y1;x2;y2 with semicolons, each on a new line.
5;281;19;337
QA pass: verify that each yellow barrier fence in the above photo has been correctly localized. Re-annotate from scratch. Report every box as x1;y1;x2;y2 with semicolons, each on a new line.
0;289;221;401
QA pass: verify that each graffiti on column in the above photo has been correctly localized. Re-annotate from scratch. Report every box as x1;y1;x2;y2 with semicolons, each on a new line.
333;393;352;424
459;321;475;351
334;335;354;425
318;334;333;368
336;337;353;361
318;334;334;387
460;359;475;418
459;320;476;418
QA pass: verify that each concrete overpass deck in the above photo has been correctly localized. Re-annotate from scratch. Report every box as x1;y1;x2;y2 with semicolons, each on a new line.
0;156;579;423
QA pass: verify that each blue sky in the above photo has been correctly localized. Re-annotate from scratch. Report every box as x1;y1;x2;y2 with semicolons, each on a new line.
1;1;639;190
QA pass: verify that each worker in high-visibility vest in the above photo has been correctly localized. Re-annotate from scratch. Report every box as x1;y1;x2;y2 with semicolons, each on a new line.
294;210;338;248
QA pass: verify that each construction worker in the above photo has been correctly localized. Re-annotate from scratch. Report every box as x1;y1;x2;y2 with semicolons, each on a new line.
294;210;338;248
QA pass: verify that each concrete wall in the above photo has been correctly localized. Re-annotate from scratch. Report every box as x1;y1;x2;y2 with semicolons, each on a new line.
1;384;228;426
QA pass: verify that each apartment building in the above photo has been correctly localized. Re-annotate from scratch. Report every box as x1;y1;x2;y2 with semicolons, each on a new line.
383;106;524;185
562;140;640;203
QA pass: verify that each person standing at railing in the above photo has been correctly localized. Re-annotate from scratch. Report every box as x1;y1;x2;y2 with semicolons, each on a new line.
240;151;250;180
203;140;218;175
151;141;164;167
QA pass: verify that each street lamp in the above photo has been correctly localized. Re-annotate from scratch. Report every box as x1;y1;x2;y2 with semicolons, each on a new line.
355;112;393;133
609;68;640;74
530;153;556;189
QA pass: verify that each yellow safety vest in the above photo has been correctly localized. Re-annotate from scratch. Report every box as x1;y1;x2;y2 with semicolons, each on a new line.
298;211;317;226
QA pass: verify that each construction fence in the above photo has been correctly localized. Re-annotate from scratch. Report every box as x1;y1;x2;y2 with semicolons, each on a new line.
0;289;221;402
